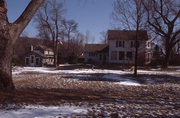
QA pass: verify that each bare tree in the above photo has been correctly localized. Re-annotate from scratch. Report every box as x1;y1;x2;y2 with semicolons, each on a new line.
35;0;65;66
62;19;78;49
57;32;85;64
100;31;108;44
142;0;180;68
112;0;146;76
84;30;95;44
0;0;44;90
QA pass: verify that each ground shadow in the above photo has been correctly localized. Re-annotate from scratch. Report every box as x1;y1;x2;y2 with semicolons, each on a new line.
62;72;180;85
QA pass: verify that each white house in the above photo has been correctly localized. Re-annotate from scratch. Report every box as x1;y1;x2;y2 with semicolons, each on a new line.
84;30;148;65
108;30;148;65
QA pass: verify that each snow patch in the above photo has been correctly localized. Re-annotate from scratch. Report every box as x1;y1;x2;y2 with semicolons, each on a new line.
0;105;89;118
103;74;141;86
116;81;141;86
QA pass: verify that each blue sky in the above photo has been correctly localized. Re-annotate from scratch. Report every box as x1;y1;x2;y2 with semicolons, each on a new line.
6;0;114;43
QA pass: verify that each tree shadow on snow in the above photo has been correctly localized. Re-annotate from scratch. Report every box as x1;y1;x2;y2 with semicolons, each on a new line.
63;73;180;85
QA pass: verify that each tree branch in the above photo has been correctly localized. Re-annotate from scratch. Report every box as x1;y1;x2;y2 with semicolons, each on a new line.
170;29;180;48
0;0;8;21
14;0;44;34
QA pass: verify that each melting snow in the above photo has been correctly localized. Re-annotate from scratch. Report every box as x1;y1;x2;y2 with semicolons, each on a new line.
12;67;141;86
0;105;89;118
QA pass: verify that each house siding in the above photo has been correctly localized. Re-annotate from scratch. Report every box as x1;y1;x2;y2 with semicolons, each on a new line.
23;52;43;67
84;30;148;65
84;52;108;64
109;40;135;64
23;45;54;67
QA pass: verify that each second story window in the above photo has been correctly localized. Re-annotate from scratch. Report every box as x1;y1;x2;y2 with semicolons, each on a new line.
116;40;125;48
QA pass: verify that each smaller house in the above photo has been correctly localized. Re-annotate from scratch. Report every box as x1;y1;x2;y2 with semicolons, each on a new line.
84;44;109;64
146;41;164;65
23;45;54;67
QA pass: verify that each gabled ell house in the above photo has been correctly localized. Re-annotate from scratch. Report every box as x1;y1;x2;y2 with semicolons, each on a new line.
84;44;109;64
23;45;54;66
84;30;148;65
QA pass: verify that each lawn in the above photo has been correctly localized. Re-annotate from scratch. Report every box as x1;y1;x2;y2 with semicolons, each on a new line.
0;65;179;117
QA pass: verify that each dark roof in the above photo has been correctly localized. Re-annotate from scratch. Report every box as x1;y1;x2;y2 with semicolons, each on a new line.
34;45;53;51
84;44;108;53
24;51;44;58
32;50;45;57
108;30;148;41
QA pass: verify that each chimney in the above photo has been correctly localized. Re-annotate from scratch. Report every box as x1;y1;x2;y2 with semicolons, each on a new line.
31;45;33;51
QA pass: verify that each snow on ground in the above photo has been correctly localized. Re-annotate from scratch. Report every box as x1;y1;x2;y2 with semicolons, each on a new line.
103;74;141;86
12;67;141;86
12;66;127;75
12;66;180;86
0;105;89;118
177;70;180;72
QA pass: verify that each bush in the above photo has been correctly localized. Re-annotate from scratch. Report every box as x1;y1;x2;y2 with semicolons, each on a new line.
12;55;22;66
68;53;78;64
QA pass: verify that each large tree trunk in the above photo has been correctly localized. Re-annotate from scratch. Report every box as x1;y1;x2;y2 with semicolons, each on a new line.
0;36;15;90
163;38;171;68
164;46;171;68
0;0;44;90
0;0;14;90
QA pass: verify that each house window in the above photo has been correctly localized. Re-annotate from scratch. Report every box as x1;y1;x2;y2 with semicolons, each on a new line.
116;40;125;48
147;42;150;48
89;53;95;56
49;51;54;55
137;41;140;47
111;51;118;60
99;54;102;60
36;57;40;65
25;58;29;65
127;52;133;60
45;51;49;55
118;41;122;47
147;53;151;62
123;41;125;48
135;41;140;47
116;41;119;47
30;55;35;63
119;51;125;60
131;41;134;48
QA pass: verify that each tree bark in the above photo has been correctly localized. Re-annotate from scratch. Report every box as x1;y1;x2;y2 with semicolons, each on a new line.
0;0;44;90
0;35;15;90
134;31;138;77
163;39;171;68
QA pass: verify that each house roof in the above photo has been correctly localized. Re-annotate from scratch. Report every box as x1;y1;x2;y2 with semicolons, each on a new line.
84;44;108;53
34;45;53;51
32;50;45;57
108;30;148;41
24;51;44;58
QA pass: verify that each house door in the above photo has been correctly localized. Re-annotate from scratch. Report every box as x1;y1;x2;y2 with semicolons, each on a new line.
30;55;35;66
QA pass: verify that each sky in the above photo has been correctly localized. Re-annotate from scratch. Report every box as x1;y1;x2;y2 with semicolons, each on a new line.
6;0;114;43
